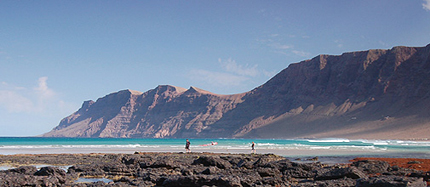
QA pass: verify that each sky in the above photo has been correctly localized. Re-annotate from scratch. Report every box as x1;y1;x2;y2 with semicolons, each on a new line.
1;0;430;136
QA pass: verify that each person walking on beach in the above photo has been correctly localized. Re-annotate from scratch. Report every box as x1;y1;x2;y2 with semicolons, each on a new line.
185;139;191;153
251;142;256;154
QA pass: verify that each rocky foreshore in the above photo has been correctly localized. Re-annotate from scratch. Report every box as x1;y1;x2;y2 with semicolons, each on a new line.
0;152;428;187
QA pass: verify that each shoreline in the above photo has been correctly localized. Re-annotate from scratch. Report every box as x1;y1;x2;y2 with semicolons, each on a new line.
2;152;430;171
2;137;429;158
1;151;430;168
1;148;429;159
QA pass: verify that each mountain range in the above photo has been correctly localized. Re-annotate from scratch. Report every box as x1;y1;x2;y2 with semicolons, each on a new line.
42;44;430;139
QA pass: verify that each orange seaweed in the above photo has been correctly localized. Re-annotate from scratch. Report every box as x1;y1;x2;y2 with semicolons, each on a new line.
351;157;430;172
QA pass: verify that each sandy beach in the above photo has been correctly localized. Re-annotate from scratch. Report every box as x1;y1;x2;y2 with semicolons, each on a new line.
1;143;425;158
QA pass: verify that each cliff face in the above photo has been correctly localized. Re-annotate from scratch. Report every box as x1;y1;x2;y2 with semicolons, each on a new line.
43;44;430;139
225;44;430;139
43;86;245;138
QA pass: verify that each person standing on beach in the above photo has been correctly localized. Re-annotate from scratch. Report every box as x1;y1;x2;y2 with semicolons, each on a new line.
185;139;191;153
251;142;256;154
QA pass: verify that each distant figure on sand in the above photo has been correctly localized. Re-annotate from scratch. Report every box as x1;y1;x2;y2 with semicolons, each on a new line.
185;139;191;153
251;142;256;154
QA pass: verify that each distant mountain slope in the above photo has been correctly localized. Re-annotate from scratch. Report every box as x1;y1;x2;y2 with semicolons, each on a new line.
43;44;430;139
42;85;245;138
225;44;430;139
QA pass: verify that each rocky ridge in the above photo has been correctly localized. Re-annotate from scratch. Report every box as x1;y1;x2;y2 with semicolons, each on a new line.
43;44;430;139
43;85;245;138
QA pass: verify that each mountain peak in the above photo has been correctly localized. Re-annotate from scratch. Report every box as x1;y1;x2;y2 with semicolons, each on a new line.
157;85;188;93
185;86;214;95
126;89;143;95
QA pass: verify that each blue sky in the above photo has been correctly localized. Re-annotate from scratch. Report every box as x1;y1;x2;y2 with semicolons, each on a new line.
1;0;430;136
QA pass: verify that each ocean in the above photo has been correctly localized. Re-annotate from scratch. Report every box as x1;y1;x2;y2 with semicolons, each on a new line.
1;137;429;161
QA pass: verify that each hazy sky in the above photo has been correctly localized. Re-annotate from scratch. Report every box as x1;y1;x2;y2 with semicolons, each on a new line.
1;0;430;136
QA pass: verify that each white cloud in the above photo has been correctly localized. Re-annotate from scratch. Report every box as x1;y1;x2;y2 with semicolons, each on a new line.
0;77;71;114
379;41;389;47
257;34;312;58
0;90;34;113
219;58;259;77
0;77;78;136
269;43;294;50
423;0;430;11
262;70;278;77
188;58;275;91
258;9;266;14
292;50;311;57
189;69;249;87
35;77;55;99
334;40;344;48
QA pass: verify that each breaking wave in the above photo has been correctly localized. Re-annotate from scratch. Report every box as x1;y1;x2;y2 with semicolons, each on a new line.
1;137;429;156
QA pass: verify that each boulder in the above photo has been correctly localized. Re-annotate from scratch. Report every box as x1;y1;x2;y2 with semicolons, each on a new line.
192;156;232;169
202;166;218;175
34;166;66;177
8;166;38;175
68;164;105;177
252;154;285;168
236;158;255;169
315;167;367;180
352;160;390;174
151;158;177;169
283;166;315;179
256;167;281;177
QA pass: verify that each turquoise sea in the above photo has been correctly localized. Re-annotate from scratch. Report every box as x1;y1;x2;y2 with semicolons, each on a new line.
1;137;429;159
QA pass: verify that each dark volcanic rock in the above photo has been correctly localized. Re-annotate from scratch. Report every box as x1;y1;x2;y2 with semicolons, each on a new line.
35;166;66;177
297;178;357;187
192;155;232;169
356;176;426;187
150;157;178;169
201;166;218;175
352;160;390;174
8;166;38;175
315;167;367;180
257;167;281;177
252;154;286;168
69;164;105;177
0;153;428;187
42;44;430;139
283;162;322;179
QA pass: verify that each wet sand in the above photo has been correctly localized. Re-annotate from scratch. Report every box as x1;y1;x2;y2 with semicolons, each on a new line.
2;144;429;169
0;145;413;157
